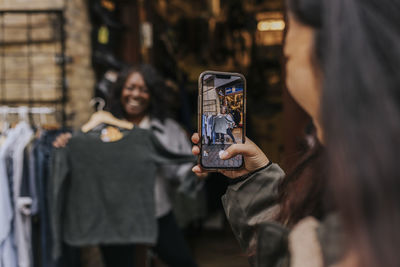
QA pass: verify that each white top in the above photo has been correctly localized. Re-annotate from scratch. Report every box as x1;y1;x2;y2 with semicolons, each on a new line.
0;122;33;267
0;127;19;267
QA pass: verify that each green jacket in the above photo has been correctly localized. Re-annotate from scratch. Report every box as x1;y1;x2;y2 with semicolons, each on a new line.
222;164;344;267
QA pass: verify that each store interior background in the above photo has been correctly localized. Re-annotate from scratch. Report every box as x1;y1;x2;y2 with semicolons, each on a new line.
0;0;310;266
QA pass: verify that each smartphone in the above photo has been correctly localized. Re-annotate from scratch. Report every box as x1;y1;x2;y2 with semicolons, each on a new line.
198;71;246;170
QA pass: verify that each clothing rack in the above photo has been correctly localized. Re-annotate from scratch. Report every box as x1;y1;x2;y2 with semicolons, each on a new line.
0;103;70;267
0;106;56;127
0;106;55;114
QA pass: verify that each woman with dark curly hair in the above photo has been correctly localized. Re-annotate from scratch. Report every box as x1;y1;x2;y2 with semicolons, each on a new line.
107;64;173;125
54;64;198;267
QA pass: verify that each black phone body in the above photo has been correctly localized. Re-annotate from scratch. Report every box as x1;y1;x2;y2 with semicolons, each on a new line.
198;71;246;170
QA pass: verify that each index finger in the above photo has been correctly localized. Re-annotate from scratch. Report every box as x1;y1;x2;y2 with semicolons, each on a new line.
192;164;211;177
191;133;200;144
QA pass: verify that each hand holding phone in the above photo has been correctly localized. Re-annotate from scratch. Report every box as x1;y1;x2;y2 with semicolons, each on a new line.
191;133;270;178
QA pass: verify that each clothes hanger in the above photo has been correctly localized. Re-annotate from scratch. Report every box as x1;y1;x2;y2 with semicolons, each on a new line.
18;106;30;124
81;97;134;133
0;107;7;146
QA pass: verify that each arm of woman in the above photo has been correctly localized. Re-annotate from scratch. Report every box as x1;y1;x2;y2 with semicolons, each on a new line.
153;119;203;196
222;163;289;266
191;134;290;266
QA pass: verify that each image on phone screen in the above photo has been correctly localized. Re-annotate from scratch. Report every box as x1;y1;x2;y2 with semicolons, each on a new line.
200;72;245;169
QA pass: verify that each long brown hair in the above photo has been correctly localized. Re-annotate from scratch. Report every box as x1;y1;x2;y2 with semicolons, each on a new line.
321;0;400;266
276;0;327;227
277;132;327;227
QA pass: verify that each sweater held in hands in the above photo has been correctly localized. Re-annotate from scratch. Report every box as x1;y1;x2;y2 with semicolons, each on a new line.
49;128;196;259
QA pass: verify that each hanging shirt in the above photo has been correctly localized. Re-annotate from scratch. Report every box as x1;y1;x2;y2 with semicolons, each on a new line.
201;115;207;139
12;123;34;267
207;115;214;137
49;128;196;260
0;121;33;267
34;129;72;267
0;128;18;267
20;143;38;216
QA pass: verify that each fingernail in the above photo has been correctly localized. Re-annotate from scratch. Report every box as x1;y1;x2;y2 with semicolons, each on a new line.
220;151;229;159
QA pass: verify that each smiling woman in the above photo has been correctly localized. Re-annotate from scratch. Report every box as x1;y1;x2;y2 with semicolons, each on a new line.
108;64;174;125
119;72;151;123
52;64;199;267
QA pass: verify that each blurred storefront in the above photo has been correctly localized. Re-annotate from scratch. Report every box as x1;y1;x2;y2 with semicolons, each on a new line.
0;0;309;163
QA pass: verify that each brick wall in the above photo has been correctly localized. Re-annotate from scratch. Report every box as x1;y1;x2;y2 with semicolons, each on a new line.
0;0;64;10
64;0;95;128
0;0;94;129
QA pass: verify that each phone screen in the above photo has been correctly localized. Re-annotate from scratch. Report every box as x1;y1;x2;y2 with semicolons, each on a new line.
199;72;245;169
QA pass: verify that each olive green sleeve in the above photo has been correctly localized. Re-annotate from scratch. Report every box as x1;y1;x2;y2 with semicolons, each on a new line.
222;163;290;267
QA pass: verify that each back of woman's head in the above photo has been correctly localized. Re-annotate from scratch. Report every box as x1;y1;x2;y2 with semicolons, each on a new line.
289;0;400;266
108;64;173;121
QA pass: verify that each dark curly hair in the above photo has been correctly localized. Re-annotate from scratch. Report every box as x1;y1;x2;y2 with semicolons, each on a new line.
107;64;173;122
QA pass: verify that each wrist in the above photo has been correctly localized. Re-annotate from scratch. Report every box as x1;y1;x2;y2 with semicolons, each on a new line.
229;161;272;185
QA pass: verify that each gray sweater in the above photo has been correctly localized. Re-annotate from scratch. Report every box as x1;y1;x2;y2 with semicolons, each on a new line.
49;128;196;259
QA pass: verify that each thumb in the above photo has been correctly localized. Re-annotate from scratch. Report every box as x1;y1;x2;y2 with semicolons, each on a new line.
220;143;254;160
